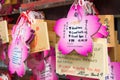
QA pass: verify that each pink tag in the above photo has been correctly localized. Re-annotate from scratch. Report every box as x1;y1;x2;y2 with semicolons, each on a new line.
44;47;56;69
30;47;58;80
8;40;28;77
35;47;58;80
8;16;34;77
105;57;120;80
54;4;107;56
110;62;120;80
38;60;58;80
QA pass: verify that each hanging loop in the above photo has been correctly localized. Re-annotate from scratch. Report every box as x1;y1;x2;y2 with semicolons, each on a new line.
74;0;85;6
78;0;85;6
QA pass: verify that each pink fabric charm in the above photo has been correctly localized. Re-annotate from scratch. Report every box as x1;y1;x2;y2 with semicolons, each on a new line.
27;52;45;80
27;52;45;72
27;53;45;80
0;36;3;60
0;36;7;62
54;4;108;56
0;44;7;61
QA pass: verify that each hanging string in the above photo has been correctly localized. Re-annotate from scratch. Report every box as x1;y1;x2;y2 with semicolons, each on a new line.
78;0;85;6
78;0;99;15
